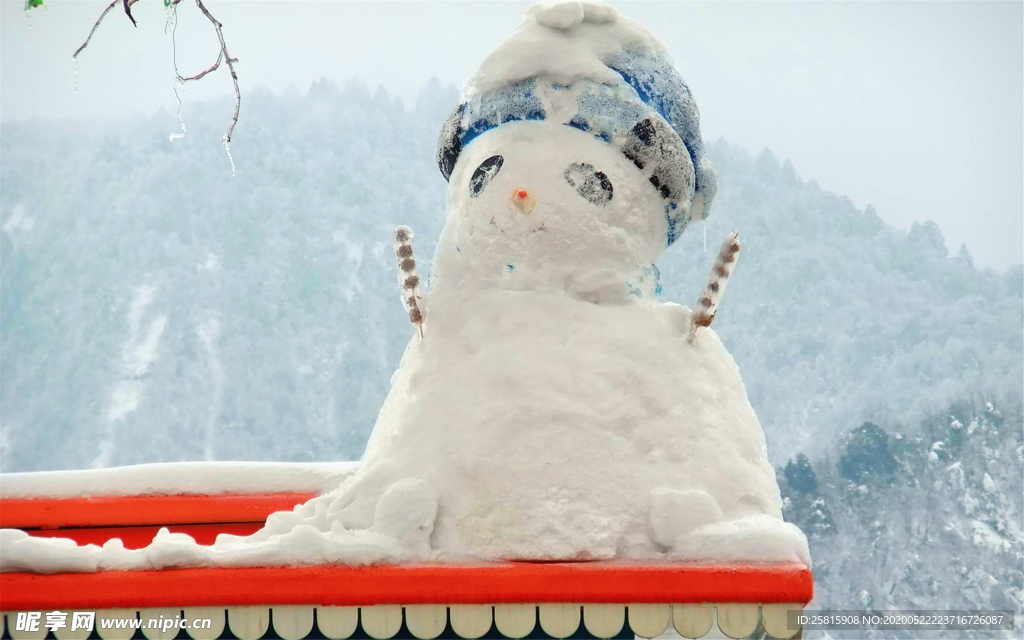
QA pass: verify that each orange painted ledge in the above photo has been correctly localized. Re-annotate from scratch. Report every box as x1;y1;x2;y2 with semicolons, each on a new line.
0;493;318;530
0;563;813;610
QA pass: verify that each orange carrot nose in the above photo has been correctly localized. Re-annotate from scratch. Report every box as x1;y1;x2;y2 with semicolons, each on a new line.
509;187;537;214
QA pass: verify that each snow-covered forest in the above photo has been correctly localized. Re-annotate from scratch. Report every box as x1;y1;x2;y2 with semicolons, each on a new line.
1;76;1022;625
780;402;1022;633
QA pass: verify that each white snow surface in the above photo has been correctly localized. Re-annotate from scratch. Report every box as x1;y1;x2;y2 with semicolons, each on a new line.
0;507;418;574
0;461;359;498
0;0;809;573
469;1;666;96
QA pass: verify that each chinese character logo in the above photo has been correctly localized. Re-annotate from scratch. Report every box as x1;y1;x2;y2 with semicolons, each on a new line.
72;612;96;632
15;612;42;632
45;611;68;632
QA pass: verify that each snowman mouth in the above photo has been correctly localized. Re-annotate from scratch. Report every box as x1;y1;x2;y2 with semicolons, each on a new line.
488;216;547;235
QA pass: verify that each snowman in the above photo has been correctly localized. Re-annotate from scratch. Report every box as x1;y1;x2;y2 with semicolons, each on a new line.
325;1;809;565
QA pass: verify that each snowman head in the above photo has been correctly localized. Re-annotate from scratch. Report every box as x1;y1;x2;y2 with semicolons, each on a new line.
435;1;717;292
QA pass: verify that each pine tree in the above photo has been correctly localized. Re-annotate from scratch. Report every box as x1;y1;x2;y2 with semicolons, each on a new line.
785;453;818;494
840;422;898;486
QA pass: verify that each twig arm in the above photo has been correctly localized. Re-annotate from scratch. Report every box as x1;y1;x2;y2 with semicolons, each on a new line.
394;227;425;338
688;231;741;343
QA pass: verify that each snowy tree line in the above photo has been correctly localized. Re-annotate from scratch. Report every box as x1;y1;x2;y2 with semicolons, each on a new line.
1;77;1021;473
779;400;1023;637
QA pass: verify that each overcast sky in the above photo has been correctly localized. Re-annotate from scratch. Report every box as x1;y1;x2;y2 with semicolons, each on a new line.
2;1;1021;270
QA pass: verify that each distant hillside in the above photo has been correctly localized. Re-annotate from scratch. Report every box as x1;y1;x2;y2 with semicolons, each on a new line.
1;78;1021;471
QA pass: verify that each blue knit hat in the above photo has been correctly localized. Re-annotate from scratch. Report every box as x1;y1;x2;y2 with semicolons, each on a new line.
437;20;717;247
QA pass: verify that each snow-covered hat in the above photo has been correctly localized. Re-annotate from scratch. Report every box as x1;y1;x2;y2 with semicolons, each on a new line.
437;0;718;245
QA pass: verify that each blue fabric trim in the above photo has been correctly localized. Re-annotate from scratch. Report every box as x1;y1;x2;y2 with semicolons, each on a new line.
567;116;590;132
458;79;547;148
463;119;497;147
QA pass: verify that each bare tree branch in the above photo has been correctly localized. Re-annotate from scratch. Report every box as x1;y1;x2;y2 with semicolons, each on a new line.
177;50;223;82
192;0;240;144
74;0;240;145
122;0;138;27
73;0;121;60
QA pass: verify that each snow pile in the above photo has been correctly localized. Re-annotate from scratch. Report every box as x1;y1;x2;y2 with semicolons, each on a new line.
0;0;810;573
0;493;418;574
0;462;358;499
469;1;665;96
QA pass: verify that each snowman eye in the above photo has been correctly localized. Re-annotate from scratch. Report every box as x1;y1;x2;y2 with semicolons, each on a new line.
564;163;613;206
469;155;504;197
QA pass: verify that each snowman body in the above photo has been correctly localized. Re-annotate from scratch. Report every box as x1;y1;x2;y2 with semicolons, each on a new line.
327;2;810;565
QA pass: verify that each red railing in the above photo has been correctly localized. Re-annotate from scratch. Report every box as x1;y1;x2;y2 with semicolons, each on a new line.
0;563;814;610
0;492;814;610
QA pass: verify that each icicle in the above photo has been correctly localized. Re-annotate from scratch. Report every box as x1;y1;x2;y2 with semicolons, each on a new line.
688;231;741;344
168;83;186;141
73;58;79;94
166;83;187;141
703;220;707;252
166;3;185;142
222;137;236;177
